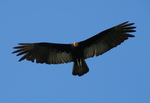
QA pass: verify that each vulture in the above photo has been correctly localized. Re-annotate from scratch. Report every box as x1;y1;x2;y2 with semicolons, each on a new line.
12;21;136;76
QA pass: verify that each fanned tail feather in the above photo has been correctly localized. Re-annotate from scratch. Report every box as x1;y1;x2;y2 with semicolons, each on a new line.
72;59;89;76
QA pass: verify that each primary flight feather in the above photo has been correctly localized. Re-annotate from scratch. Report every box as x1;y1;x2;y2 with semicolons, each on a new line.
12;21;136;76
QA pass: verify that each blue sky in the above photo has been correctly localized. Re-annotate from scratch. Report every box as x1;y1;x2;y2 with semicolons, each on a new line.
1;0;150;103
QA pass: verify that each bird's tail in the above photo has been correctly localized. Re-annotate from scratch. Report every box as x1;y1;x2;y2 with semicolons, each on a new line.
72;59;89;76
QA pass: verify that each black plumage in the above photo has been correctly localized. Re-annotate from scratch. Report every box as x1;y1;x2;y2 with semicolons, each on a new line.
12;21;136;76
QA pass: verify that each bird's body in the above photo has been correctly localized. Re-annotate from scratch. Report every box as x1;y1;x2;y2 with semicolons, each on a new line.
12;21;136;76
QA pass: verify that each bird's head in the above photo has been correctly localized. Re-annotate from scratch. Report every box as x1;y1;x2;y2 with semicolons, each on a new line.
73;42;78;47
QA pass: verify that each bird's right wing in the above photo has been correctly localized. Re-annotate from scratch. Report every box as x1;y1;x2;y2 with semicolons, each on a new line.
12;43;74;64
79;21;136;59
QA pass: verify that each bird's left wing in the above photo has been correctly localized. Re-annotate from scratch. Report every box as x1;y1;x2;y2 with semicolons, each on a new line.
79;21;136;59
12;43;73;64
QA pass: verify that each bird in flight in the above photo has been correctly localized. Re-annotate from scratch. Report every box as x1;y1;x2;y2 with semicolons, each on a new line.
12;21;136;76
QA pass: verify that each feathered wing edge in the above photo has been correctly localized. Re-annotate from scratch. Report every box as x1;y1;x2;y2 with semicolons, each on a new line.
12;43;73;64
80;21;136;59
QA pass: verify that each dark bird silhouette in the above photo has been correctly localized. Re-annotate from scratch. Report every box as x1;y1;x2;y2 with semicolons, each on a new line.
12;21;136;76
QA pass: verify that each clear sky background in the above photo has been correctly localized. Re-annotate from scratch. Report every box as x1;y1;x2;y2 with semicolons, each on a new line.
1;0;150;103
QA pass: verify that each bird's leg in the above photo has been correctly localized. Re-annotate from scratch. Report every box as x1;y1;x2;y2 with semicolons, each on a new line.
76;59;80;66
80;59;82;66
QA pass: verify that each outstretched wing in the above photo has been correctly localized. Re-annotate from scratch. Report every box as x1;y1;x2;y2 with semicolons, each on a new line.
79;21;136;59
12;43;73;64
